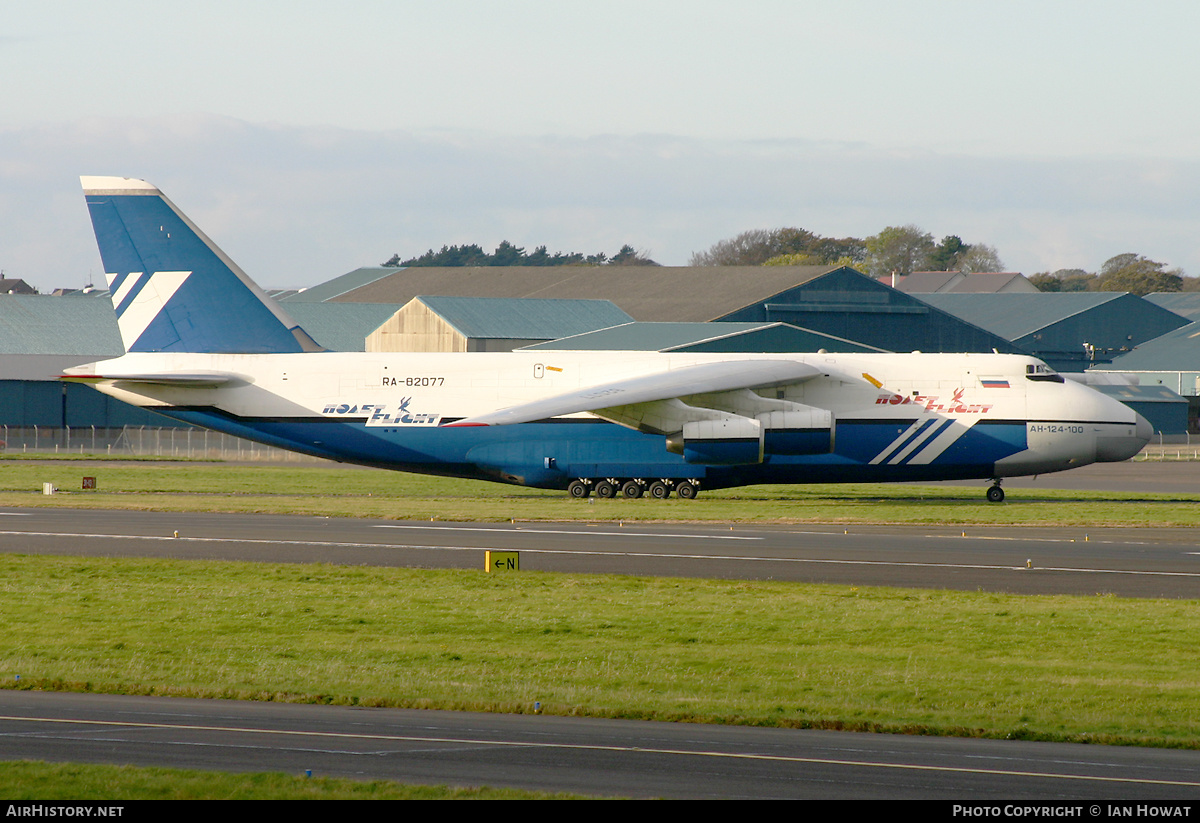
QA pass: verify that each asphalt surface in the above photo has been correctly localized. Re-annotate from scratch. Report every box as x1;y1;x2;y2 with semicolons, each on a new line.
936;457;1200;495
1;505;1198;598
3;459;1199;799
4;691;1200;800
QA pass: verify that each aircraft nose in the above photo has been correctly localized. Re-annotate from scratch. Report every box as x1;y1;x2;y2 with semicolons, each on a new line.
1136;412;1152;443
1095;412;1152;462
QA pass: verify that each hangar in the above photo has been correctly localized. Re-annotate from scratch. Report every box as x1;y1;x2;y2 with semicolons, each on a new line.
301;264;1020;356
1091;295;1200;434
915;292;1189;372
0;293;160;429
3;263;1194;438
367;296;633;353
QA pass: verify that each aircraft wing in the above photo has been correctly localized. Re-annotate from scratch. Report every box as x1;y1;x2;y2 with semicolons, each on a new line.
447;359;823;427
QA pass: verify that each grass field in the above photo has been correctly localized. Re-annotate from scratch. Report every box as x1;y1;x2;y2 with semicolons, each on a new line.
0;761;588;800
2;553;1198;748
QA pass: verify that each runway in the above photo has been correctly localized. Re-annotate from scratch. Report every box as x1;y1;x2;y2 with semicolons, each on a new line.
1;506;1198;598
2;465;1198;798
3;691;1200;799
934;458;1200;494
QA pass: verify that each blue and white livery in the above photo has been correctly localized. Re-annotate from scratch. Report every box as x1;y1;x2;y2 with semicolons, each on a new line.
65;177;1151;501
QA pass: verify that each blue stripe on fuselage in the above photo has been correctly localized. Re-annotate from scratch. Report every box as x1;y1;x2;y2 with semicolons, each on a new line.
154;409;1031;490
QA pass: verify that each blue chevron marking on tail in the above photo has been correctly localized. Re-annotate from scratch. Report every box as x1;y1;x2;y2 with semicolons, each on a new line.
81;176;320;354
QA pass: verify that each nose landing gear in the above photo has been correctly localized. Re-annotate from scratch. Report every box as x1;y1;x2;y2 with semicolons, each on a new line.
986;481;1005;503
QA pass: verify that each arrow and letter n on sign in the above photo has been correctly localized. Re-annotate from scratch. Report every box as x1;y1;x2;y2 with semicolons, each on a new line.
485;551;520;573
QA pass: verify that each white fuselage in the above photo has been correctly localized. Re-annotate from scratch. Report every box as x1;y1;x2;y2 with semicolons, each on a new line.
71;349;1150;487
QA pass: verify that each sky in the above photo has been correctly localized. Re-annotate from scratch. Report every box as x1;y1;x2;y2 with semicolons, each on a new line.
3;0;1200;292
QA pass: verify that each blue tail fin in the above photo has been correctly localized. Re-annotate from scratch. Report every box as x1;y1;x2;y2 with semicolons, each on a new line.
81;176;321;354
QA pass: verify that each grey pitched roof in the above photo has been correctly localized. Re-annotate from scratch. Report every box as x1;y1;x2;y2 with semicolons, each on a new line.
1095;322;1200;371
1144;292;1200;321
415;296;633;340
320;265;841;322
0;295;399;357
283;303;403;352
280;266;400;303
916;293;1129;340
0;279;37;295
897;272;1035;294
0;295;122;355
523;322;768;351
1091;383;1188;405
521;321;888;353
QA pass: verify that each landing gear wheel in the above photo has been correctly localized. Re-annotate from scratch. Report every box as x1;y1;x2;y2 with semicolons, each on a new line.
647;481;671;499
594;480;617;499
567;479;590;499
986;484;1005;503
676;482;699;500
621;480;643;499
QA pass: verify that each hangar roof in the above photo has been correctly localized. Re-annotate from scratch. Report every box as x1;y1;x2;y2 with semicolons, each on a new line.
1095;322;1200;371
522;322;888;353
916;292;1189;371
0;295;400;356
277;264;1016;355
916;290;1190;371
0;294;122;355
280;266;398;303
411;296;634;341
284;302;403;352
915;293;1130;340
1090;383;1188;406
1144;292;1200;321
312;265;840;322
891;271;1037;294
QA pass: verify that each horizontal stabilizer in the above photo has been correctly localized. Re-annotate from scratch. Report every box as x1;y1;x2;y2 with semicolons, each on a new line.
61;372;241;388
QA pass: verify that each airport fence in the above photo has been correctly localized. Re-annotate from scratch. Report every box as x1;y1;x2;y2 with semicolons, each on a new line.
1134;432;1200;460
0;426;327;463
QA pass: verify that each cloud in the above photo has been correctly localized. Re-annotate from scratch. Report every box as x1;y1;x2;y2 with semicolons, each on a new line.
2;114;1199;292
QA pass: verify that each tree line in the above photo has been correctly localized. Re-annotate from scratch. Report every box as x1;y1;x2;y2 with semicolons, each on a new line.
383;242;657;267
1028;254;1197;296
690;225;1194;296
382;226;1194;297
688;225;1003;275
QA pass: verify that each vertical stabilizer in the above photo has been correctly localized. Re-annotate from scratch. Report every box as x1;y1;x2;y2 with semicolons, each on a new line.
81;176;322;354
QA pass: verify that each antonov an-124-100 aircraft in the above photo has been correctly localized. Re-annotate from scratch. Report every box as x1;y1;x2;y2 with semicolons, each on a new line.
65;176;1151;501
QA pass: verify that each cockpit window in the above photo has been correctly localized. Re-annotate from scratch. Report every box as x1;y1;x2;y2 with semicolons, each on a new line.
1025;363;1065;383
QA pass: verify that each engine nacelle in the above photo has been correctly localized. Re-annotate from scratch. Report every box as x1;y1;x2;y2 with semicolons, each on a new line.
758;409;834;455
666;418;764;465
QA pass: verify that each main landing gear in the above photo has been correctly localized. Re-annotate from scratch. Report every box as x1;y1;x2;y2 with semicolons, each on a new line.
986;480;1005;503
566;478;700;500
